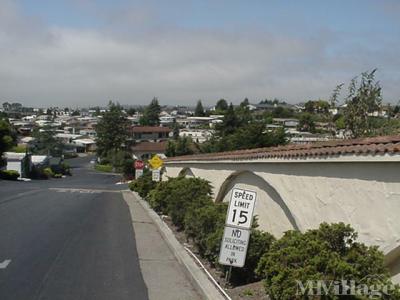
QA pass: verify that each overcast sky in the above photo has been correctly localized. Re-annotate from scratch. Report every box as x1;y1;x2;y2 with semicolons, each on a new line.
1;0;399;107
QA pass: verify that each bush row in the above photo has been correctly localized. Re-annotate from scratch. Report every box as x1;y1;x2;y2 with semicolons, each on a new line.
130;175;275;285
129;176;400;298
94;164;113;173
30;163;70;179
0;169;20;180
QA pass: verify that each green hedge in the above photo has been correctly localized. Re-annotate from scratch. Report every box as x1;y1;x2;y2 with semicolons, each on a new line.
129;171;156;198
0;170;20;180
94;164;113;173
147;176;213;230
51;162;71;176
131;176;275;285
43;167;54;178
255;223;400;299
63;152;78;159
129;176;399;296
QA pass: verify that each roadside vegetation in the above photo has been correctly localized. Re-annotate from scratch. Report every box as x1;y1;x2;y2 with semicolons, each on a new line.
129;176;400;299
29;162;71;179
94;164;113;173
95;101;135;178
0;169;20;180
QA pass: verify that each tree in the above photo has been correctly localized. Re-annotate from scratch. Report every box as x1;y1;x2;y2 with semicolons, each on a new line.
126;107;136;116
236;99;252;125
95;101;130;159
256;223;400;299
172;120;180;140
304;100;315;113
330;83;344;108
240;98;250;108
272;106;293;118
195;100;205;117
344;69;382;138
31;127;64;156
335;115;346;130
140;97;161;126
394;105;400;115
175;136;193;156
215;99;228;111
218;103;239;136
0;119;15;165
165;137;194;157
165;140;176;157
298;113;316;133
227;124;287;151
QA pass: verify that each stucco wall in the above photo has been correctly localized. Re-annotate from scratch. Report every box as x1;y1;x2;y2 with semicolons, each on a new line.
164;160;400;282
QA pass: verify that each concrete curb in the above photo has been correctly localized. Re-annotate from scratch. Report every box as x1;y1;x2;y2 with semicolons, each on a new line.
131;191;226;300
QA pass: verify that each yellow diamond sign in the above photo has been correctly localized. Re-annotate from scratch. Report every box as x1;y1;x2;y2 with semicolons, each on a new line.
149;154;163;169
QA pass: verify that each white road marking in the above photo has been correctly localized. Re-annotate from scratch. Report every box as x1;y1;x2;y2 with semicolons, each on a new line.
0;259;11;269
48;188;121;194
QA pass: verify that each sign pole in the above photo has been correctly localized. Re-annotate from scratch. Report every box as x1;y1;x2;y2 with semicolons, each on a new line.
225;266;232;285
218;188;257;269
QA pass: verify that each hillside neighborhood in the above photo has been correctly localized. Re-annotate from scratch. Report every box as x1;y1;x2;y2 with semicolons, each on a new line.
2;91;400;180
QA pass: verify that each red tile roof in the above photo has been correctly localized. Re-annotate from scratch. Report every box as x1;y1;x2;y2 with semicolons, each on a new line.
131;141;167;152
131;126;171;133
165;135;400;162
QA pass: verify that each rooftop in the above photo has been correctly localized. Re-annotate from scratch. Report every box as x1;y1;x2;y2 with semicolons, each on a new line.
131;141;167;152
131;126;171;133
165;135;400;162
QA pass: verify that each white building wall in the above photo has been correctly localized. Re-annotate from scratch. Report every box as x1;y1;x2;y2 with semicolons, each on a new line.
164;159;400;282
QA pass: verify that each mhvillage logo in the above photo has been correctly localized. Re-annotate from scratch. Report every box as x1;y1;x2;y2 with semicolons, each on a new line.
296;275;397;299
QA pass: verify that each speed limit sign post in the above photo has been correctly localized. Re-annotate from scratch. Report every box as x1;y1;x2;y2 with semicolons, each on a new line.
219;188;257;270
225;188;257;229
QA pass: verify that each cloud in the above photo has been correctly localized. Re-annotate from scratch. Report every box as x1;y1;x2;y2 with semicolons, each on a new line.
0;0;399;107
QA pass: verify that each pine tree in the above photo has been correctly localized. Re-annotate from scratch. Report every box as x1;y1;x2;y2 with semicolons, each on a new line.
140;97;161;126
195;100;205;117
96;101;130;158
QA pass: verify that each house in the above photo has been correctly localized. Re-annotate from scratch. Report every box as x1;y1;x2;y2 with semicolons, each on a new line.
79;129;97;138
55;133;83;144
131;141;167;160
179;129;214;143
273;118;299;128
4;152;31;178
160;115;176;126
132;126;171;142
31;155;50;168
72;139;97;153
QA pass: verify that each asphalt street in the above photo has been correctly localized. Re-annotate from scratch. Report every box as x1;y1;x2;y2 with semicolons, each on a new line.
0;156;149;300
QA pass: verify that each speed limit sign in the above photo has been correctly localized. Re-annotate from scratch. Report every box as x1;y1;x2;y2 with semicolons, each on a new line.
225;188;257;229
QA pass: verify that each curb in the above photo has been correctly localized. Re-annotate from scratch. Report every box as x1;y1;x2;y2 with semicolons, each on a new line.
131;191;226;300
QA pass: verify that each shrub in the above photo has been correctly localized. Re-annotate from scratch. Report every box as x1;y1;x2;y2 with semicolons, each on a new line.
123;158;135;179
0;170;20;180
204;225;224;265
95;164;113;173
63;152;78;159
51;162;71;176
129;171;156;198
53;173;63;178
230;226;275;285
146;176;213;228
146;180;173;213
43;167;54;178
161;177;212;230
184;201;227;257
255;222;400;299
11;145;27;153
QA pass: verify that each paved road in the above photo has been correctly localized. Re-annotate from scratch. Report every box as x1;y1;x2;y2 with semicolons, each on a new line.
0;157;149;300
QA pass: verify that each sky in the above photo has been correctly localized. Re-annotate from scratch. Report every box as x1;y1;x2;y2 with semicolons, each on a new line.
1;0;400;107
